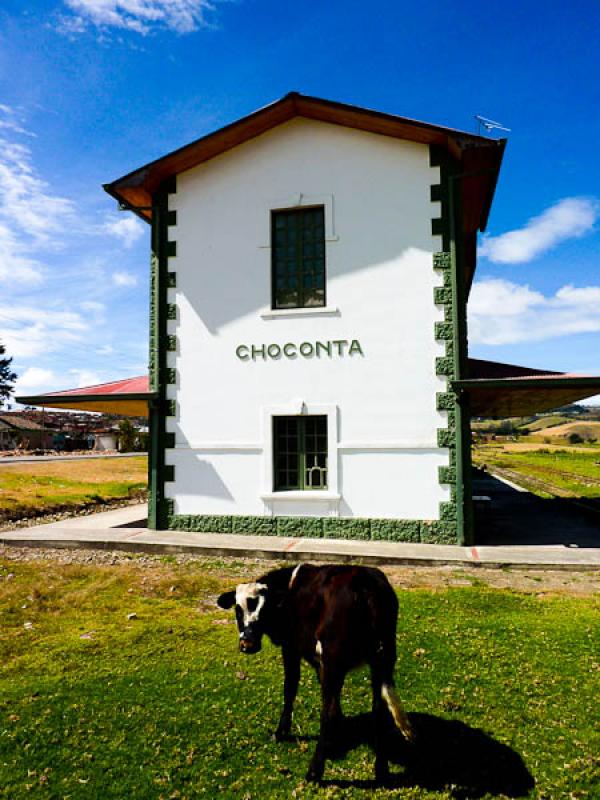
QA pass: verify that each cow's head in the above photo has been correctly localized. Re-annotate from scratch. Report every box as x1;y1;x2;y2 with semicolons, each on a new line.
217;582;270;654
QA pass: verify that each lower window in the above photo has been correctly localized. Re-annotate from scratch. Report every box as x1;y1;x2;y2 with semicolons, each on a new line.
273;415;328;490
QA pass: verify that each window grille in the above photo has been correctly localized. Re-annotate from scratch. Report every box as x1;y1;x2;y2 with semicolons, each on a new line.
273;415;328;490
271;206;325;309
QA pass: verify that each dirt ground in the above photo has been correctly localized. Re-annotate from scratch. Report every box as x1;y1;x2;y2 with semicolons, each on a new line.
1;545;598;596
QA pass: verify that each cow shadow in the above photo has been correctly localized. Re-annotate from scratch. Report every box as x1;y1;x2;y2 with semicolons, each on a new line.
313;711;534;798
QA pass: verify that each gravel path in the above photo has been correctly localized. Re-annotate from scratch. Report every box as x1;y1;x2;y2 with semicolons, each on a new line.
1;545;598;595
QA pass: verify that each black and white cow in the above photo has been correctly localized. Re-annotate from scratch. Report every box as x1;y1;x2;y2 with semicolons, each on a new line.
217;563;414;782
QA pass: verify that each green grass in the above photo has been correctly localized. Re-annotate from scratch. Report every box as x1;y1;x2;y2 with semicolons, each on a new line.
1;558;598;798
0;456;147;519
473;445;600;498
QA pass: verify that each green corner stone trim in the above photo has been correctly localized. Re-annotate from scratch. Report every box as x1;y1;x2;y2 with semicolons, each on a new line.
167;241;177;258
166;335;177;351
167;303;177;320
165;367;176;384
437;428;455;448
166;399;176;417
164;465;175;482
165;432;176;449
436;392;454;411
439;501;458;522
431;218;445;237
444;305;454;323
434;287;452;305
430;184;442;202
167;514;459;544
438;466;456;485
167;210;177;226
149;253;158;391
435;356;454;376
165;499;175;517
167;272;177;288
434;321;453;341
433;251;452;270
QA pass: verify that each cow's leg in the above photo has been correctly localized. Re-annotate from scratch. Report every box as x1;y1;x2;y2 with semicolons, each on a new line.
274;646;300;741
370;664;392;784
306;665;344;782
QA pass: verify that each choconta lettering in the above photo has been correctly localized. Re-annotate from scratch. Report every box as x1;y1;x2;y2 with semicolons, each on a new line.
235;340;363;361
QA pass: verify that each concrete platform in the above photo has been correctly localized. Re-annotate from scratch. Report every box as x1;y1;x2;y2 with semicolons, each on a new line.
1;503;599;569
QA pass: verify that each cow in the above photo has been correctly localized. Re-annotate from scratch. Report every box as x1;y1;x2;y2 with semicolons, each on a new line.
217;563;414;783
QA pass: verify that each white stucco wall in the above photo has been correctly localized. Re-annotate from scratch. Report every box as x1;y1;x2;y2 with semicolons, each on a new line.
164;118;450;520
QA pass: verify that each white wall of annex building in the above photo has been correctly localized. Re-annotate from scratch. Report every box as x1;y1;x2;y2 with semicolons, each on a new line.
165;118;450;520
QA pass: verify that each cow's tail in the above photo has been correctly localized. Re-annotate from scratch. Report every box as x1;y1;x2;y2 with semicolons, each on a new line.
381;683;414;741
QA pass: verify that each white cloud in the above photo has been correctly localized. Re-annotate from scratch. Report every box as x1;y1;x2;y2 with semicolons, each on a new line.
0;106;76;287
112;270;138;287
469;278;600;345
479;197;599;264
0;105;35;138
103;214;145;247
62;0;215;35
68;368;102;388
0;138;75;244
0;223;45;283
16;367;58;392
0;304;88;359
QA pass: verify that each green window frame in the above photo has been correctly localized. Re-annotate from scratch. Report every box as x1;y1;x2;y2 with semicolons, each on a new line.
271;206;326;309
273;415;328;491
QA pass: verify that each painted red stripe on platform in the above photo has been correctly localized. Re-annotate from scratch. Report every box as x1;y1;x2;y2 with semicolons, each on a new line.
285;540;298;551
471;547;480;560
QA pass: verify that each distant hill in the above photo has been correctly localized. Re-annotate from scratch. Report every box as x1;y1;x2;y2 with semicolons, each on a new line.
535;421;600;442
472;404;600;437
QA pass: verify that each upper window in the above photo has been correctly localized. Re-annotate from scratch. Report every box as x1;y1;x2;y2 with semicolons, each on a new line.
271;206;326;309
273;415;328;491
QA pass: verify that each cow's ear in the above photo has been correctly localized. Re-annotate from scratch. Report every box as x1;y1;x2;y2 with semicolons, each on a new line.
217;590;236;609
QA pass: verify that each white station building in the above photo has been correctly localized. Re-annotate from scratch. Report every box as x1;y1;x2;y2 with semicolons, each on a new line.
20;94;600;545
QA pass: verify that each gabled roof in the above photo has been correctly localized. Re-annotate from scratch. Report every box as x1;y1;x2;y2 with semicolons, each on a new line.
104;92;506;237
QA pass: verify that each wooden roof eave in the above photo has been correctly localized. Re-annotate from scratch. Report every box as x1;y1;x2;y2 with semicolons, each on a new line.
103;93;504;226
15;391;157;418
452;376;600;418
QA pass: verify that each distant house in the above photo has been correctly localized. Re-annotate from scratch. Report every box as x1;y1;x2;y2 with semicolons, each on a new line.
0;413;50;450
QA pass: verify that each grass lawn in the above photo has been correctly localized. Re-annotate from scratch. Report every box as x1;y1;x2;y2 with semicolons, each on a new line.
1;556;598;799
472;444;600;499
0;456;147;520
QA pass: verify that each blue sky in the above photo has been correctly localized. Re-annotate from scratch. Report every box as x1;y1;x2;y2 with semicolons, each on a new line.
1;0;599;404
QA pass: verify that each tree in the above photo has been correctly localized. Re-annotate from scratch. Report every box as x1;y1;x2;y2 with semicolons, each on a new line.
118;419;138;452
0;340;17;408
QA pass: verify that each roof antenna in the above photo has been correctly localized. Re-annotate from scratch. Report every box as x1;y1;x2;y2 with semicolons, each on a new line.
475;115;511;136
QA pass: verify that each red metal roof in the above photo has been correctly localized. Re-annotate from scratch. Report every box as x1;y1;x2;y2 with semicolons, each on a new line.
41;375;149;397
